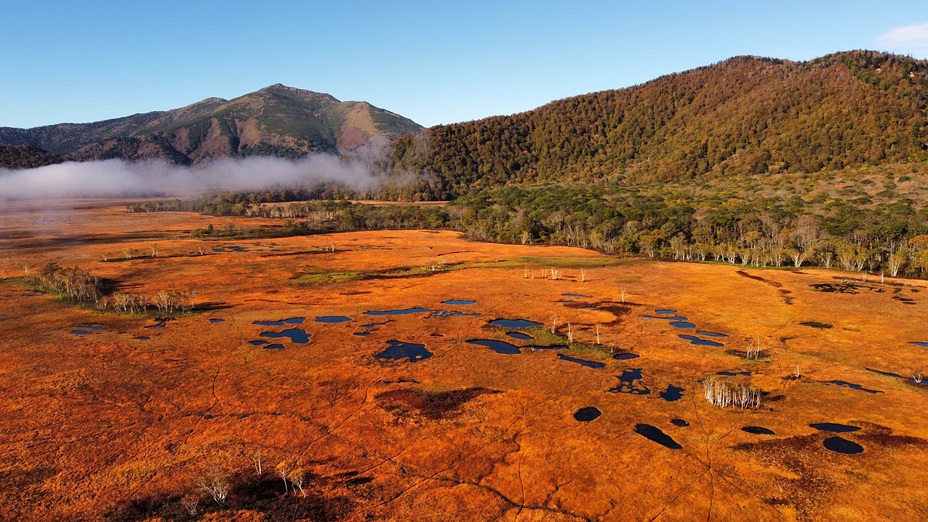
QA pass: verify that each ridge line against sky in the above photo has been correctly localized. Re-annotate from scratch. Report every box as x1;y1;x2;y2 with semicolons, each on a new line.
1;1;927;130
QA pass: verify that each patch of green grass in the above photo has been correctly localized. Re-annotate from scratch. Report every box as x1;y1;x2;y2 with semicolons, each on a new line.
294;263;460;285
521;327;566;346
565;342;614;359
295;271;368;284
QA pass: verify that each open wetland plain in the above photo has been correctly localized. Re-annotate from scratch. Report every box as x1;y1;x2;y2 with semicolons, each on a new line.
2;200;928;521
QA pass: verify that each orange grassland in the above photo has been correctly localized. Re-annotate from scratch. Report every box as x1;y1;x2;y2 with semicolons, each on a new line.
1;200;927;521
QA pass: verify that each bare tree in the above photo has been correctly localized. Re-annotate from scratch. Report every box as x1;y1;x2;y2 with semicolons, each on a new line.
181;493;200;516
276;461;291;492
888;247;908;277
197;468;230;506
252;450;263;475
745;336;761;360
289;468;307;497
702;378;762;409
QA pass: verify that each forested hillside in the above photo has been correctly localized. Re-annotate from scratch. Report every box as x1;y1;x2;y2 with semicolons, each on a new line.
382;51;928;199
0;145;63;169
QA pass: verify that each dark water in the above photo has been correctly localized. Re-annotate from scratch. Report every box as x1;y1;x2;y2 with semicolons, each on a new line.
562;293;591;299
669;321;696;329
634;424;682;450
467;339;521;355
364;307;430;316
656;309;676;315
375;340;433;362
209;318;225;324
659;384;684;402
354;331;372;337
558;354;606;369
253;317;305;326
866;367;927;386
260;328;310;344
643;315;689;321
213;245;247;253
488;318;544;329
428;310;481;319
71;329;93;335
824;436;864;454
77;325;104;331
507;331;533;341
443;299;478;305
145;323;166;330
316;316;352;323
825;380;881;394
911;342;928;348
718;370;752;376
866;367;902;378
742;426;775;435
249;340;269;346
696;330;728;338
362;321;389;329
574;407;602;422
609;369;651;395
135;336;151;341
671;419;690;427
612;352;640;361
678;335;724;347
264;343;285;350
800;321;833;329
810;423;861;433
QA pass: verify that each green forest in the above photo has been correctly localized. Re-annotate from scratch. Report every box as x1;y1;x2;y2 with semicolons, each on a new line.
377;51;928;200
96;51;928;279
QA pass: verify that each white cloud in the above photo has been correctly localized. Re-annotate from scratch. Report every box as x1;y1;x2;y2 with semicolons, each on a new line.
875;22;928;57
0;155;377;200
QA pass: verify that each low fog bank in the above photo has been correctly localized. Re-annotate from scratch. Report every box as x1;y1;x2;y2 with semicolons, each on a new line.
0;155;377;200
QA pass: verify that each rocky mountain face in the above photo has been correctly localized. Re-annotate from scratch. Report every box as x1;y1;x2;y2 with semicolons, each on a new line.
0;84;422;166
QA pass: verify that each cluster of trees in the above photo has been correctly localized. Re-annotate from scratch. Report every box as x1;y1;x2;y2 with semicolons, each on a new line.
447;181;928;277
377;51;928;200
24;262;196;315
103;290;194;315
702;378;762;410
135;196;450;238
27;263;104;303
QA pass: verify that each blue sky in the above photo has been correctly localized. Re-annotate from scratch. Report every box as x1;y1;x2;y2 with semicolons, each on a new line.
2;1;927;129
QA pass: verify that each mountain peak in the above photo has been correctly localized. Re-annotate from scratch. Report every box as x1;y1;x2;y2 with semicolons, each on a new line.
0;85;422;163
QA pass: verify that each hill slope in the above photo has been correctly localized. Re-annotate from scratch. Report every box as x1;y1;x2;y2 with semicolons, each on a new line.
383;51;928;199
0;144;64;169
0;84;422;165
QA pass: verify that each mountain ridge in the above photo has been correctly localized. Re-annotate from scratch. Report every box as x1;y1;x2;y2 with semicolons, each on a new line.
0;84;423;166
381;50;928;199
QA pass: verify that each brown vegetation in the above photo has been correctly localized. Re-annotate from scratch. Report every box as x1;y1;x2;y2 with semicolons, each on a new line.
0;200;927;520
